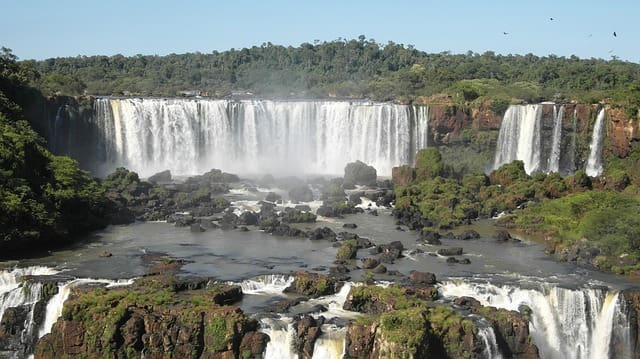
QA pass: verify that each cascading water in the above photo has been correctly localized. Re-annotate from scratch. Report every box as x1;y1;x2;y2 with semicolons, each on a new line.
585;108;606;177
238;274;294;295
477;325;503;359
90;98;430;177
439;279;633;359
548;106;565;173
493;105;543;174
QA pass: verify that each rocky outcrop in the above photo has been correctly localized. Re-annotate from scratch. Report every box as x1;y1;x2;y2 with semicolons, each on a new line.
284;272;339;298
621;289;640;358
33;275;266;359
344;161;377;187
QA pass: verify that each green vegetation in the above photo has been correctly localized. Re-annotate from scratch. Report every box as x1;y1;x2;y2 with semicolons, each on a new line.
500;190;640;274
336;239;358;260
16;38;639;108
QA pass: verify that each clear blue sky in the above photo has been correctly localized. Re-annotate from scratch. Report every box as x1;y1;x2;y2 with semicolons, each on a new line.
1;0;638;63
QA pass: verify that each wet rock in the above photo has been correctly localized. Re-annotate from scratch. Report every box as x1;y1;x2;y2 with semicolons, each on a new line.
289;185;314;202
237;211;259;226
316;205;338;217
285;272;338;298
494;229;513;242
419;229;442;245
147;169;172;183
307;227;337;241
361;258;380;269
99;251;112;257
238;226;249;232
446;257;459;263
409;271;437;285
371;264;387;274
343;223;358;229
453;296;481;308
455;229;481;240
437;247;463;256
239;331;270;359
348;192;364;204
369;209;379;216
378;241;404;264
271;224;305;237
295;315;322;357
459;258;471;264
295;204;311;212
344;160;377;187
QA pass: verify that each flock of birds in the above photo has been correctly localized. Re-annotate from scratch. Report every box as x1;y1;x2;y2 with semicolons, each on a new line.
501;17;619;57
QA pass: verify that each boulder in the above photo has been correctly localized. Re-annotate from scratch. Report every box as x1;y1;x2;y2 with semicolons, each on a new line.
289;185;314;202
147;170;172;183
344;161;377;187
295;315;322;357
455;230;481;240
264;192;282;202
437;247;463;256
409;271;437;285
307;227;337;241
238;211;259;226
494;230;512;242
361;258;380;269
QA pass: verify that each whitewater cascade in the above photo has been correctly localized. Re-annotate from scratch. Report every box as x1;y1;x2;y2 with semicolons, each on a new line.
92;98;429;177
439;280;633;359
493;104;575;175
585;108;606;177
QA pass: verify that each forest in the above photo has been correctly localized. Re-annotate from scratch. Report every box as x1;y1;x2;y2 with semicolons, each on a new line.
22;37;640;112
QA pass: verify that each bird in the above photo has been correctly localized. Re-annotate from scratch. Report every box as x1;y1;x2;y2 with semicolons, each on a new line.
503;32;509;35
550;17;554;21
613;31;617;37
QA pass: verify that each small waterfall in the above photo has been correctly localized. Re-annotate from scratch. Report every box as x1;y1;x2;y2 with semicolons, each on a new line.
548;106;565;173
238;275;294;295
585;109;606;177
261;317;298;359
90;98;430;176
310;325;347;359
493;105;544;174
478;326;503;359
439;280;633;359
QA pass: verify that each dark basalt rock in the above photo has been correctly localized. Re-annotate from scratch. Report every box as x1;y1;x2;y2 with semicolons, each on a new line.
437;247;463;256
419;229;442;245
455;229;481;240
307;227;337;241
362;258;380;269
409;271;437;285
147;169;172;183
343;223;358;229
264;192;281;202
344;160;377;187
237;211;259;226
494;229;512;242
289;185;314;202
371;264;387;274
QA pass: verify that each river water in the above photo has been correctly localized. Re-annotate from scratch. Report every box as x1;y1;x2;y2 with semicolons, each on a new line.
1;184;637;358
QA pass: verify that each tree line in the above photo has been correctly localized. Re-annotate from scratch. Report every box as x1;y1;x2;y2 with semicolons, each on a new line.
20;36;640;110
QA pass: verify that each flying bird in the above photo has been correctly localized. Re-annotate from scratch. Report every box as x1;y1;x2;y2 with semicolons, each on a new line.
503;32;509;35
550;17;554;21
613;31;617;37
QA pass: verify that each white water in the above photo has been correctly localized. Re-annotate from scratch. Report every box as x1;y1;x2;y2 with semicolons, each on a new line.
238;274;294;295
478;326;503;359
585;109;606;177
92;98;429;177
261;318;347;359
493;105;544;174
548;106;565;173
439;280;632;359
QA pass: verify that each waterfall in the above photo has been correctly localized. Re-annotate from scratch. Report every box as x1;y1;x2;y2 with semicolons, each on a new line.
260;318;347;359
493;105;544;174
548;106;565;173
585;109;606;177
237;275;294;295
439;280;633;359
311;325;346;359
90;98;429;177
478;326;503;359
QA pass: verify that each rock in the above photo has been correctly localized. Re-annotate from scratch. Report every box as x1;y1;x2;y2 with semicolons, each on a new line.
369;209;378;216
446;257;459;263
348;192;364;204
285;272;338;297
99;251;112;257
147;169;172;183
344;160;377;187
459;258;471;264
345;322;377;359
295;315;322;357
494;229;512;242
264;192;281;202
409;271;437;285
316;205;338;217
336;241;358;261
343;223;358;229
378;241;404;264
289;185;314;202
419;229;442;245
361;258;380;269
239;332;270;359
371;264;387;274
237;211;259;226
271;224;305;237
437;247;463;256
453;296;481;308
455;230;481;240
295;204;312;212
307;227;337;241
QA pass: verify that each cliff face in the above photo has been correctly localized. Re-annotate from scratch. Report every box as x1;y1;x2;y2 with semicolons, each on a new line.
34;275;267;359
23;98;639;178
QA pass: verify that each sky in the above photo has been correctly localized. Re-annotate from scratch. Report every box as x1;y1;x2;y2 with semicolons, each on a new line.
1;0;638;63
